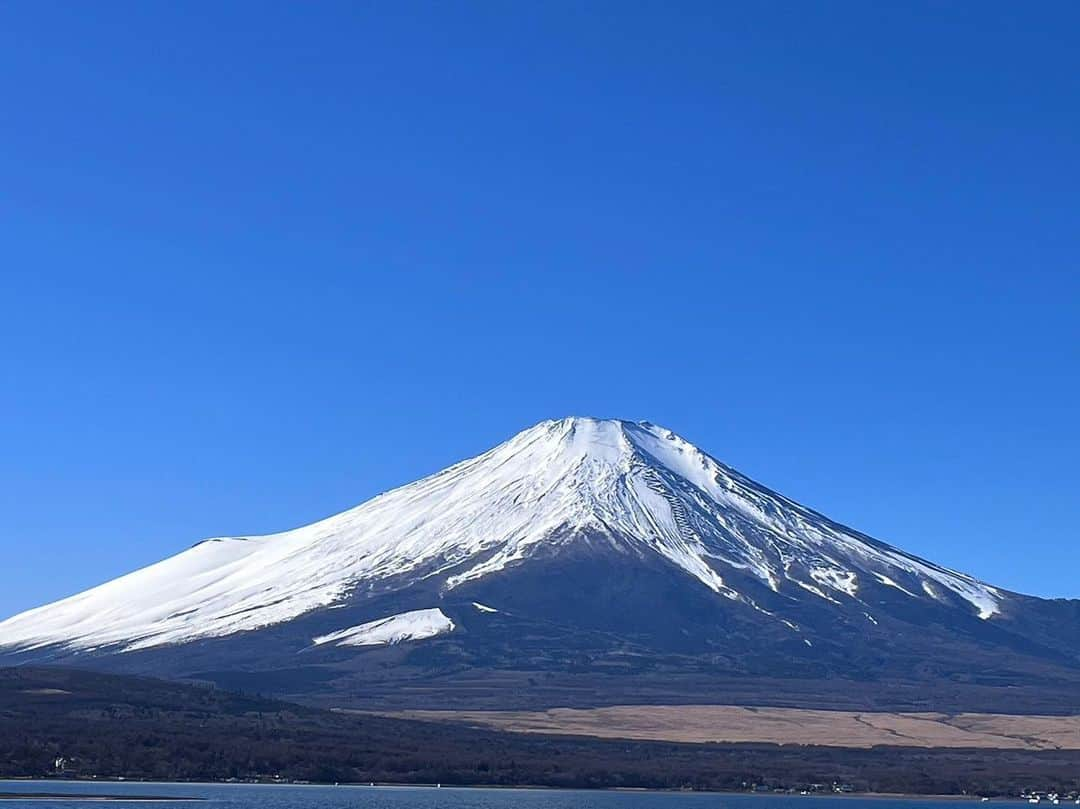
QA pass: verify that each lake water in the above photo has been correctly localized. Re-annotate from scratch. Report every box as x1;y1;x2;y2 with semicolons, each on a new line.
0;781;1012;809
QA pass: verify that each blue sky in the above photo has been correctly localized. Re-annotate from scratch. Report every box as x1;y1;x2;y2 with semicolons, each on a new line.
1;2;1077;617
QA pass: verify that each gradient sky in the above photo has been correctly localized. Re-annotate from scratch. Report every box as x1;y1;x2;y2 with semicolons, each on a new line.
2;2;1078;617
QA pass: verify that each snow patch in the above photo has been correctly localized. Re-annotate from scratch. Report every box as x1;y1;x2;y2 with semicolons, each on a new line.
810;567;858;597
874;573;920;598
312;608;454;648
793;579;841;605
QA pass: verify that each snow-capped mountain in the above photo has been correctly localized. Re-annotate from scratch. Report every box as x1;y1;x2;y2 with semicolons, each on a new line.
2;417;1078;712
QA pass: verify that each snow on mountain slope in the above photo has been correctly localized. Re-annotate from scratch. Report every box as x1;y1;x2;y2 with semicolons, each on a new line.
0;417;1003;655
312;608;454;648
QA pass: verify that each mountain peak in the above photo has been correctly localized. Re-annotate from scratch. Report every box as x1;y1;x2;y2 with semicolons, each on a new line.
509;417;717;486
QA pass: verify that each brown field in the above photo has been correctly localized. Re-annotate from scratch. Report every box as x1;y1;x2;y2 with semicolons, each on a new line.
388;705;1080;750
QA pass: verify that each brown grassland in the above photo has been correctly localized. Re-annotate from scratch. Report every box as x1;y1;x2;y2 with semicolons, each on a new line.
389;705;1080;750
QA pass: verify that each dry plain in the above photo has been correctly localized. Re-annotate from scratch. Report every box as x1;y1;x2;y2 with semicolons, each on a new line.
387;705;1080;750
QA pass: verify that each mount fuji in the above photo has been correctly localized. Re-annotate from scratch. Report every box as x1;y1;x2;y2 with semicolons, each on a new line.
2;417;1079;712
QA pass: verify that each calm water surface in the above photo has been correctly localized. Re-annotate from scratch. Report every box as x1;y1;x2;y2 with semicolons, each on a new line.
0;781;1015;809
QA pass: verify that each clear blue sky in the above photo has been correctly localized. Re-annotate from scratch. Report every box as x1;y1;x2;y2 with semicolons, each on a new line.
2;2;1077;617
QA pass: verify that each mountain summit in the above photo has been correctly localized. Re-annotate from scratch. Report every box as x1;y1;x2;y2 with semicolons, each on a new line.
2;417;1078;711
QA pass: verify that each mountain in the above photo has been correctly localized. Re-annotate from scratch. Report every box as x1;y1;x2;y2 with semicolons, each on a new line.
2;417;1079;712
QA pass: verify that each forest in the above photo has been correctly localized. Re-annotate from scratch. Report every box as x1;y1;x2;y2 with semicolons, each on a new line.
3;666;1078;795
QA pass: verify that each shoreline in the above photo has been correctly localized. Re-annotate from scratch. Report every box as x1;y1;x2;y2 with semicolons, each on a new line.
0;794;202;803
0;779;1029;802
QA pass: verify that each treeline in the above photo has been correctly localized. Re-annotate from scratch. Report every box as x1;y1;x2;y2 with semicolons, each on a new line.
3;667;1080;794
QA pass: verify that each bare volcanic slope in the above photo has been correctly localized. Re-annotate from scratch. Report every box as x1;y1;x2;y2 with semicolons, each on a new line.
2;417;1079;711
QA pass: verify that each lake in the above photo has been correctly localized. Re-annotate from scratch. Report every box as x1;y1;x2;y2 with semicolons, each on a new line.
0;782;1014;809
